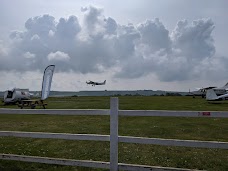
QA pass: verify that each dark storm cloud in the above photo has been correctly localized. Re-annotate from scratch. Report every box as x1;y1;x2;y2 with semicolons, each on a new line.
0;6;226;81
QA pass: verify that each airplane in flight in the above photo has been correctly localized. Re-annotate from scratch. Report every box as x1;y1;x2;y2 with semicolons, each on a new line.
189;82;228;98
86;80;106;86
206;89;228;101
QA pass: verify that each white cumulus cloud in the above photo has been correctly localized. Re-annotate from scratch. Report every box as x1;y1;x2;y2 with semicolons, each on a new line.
47;51;70;61
0;5;227;83
23;52;36;59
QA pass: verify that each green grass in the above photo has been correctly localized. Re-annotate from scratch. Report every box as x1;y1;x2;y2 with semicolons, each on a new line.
0;96;228;171
2;96;228;110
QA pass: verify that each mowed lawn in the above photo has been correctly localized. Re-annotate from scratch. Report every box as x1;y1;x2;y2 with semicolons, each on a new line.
0;96;228;171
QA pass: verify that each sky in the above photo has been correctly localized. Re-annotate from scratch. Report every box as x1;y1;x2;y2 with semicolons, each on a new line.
0;0;228;92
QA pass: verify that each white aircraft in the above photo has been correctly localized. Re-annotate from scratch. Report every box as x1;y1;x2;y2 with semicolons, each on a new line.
206;89;228;101
3;88;32;105
189;82;228;98
86;80;106;86
212;82;228;95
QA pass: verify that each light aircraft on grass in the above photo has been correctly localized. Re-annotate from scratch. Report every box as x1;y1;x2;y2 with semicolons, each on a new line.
3;88;33;105
86;80;106;86
189;82;228;98
206;89;228;101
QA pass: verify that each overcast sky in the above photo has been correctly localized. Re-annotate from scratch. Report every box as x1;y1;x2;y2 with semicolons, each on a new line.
0;0;228;91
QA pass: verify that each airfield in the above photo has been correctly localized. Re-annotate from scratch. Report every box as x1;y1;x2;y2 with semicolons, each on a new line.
0;95;228;171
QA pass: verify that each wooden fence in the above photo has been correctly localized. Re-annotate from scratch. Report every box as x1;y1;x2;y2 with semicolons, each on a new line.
0;97;228;171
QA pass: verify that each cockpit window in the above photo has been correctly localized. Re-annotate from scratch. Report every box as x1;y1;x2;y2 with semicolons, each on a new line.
7;91;13;98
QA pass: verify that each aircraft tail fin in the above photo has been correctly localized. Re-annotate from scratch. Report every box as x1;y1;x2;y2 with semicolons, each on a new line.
222;82;228;88
104;80;106;84
206;89;218;100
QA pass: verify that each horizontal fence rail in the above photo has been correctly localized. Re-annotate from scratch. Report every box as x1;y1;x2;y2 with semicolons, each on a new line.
119;136;228;149
0;154;109;170
0;109;109;115
0;154;194;171
119;110;228;117
1;131;228;149
1;97;228;171
0;131;110;142
1;108;228;117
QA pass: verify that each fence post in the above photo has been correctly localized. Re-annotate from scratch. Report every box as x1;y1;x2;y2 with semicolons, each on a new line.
110;97;119;171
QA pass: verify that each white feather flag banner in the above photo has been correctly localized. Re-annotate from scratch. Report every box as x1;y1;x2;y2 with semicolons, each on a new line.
41;65;55;100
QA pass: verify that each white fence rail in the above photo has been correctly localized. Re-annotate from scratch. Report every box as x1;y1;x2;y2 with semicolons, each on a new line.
0;97;228;171
0;109;109;115
0;108;228;117
0;154;194;171
0;131;227;149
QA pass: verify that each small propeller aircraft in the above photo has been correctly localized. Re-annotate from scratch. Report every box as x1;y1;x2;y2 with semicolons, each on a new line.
206;89;228;101
189;86;216;98
86;80;106;86
189;82;228;98
3;88;32;105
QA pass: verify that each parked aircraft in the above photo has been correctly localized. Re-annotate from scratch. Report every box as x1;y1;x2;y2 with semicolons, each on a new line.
189;87;216;98
86;80;106;86
3;88;32;104
189;82;228;98
206;89;228;101
212;82;228;95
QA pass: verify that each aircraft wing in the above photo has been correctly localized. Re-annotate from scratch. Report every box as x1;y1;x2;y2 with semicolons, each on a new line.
196;86;216;91
204;86;217;90
88;80;95;84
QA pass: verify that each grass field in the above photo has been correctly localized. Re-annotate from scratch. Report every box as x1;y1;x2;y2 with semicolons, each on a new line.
3;95;228;110
0;96;228;171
